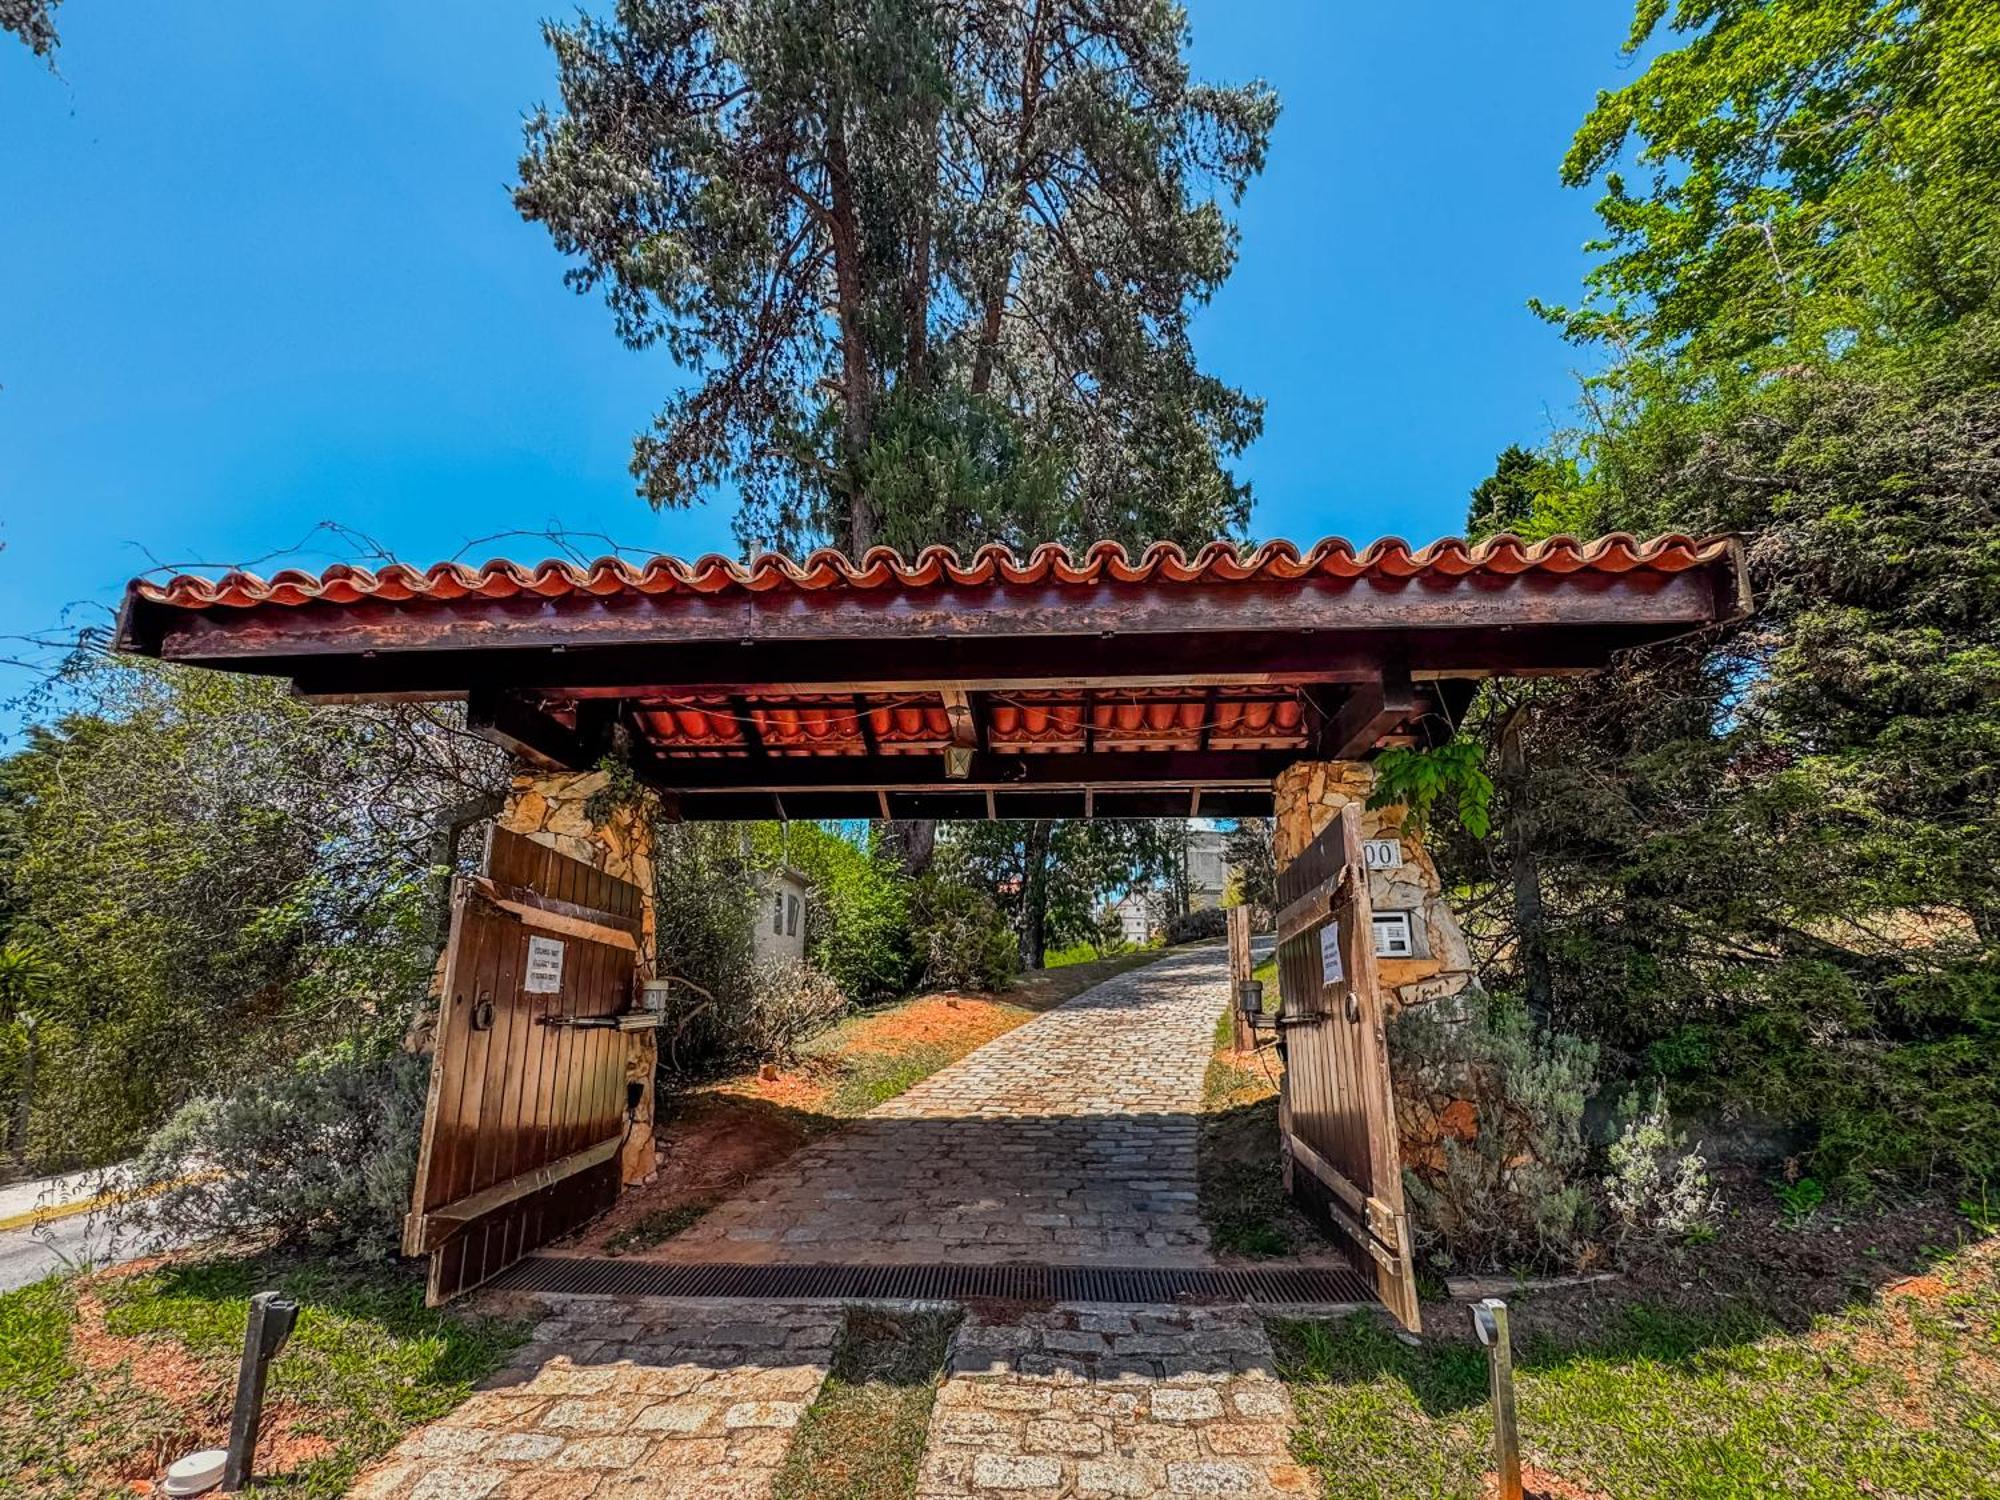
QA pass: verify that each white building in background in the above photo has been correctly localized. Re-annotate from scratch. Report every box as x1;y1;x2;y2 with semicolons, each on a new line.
1100;824;1234;943
751;867;811;964
1184;825;1229;909
1107;890;1156;946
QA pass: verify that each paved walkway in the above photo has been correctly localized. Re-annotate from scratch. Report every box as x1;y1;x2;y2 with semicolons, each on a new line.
920;1303;1308;1499
355;945;1312;1499
352;1298;840;1500
643;945;1226;1268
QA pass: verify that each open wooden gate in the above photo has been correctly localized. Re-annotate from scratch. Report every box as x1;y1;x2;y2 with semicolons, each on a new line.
1272;804;1421;1331
403;827;644;1304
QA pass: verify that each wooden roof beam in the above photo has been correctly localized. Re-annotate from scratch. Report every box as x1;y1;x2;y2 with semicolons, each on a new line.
1316;666;1421;760
467;688;613;771
633;747;1291;795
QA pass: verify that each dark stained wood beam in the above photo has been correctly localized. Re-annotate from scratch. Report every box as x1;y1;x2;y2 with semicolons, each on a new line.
669;787;1277;822
274;623;1689;703
466;689;613;771
634;747;1292;795
1318;666;1422;760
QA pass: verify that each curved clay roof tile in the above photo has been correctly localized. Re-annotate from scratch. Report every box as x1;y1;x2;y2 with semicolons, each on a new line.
131;533;1737;612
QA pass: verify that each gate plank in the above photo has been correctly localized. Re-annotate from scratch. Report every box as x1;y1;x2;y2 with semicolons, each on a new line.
406;827;643;1303
1273;803;1422;1332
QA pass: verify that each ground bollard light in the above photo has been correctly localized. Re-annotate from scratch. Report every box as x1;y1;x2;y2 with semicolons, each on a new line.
1472;1297;1523;1500
220;1290;301;1491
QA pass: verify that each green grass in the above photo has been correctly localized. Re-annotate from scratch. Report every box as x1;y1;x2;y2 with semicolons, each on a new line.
1272;1245;2000;1500
828;1042;955;1115
773;1306;962;1500
2;1254;528;1498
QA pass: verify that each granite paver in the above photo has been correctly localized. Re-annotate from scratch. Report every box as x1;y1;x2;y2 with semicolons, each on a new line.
640;945;1229;1268
353;943;1313;1500
348;1298;839;1500
916;1303;1309;1499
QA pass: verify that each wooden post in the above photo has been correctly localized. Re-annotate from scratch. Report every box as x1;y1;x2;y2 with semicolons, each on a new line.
1226;905;1254;1052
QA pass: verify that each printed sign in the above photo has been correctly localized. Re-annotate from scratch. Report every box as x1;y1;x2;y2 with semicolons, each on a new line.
1318;920;1344;985
524;935;566;994
1363;838;1404;870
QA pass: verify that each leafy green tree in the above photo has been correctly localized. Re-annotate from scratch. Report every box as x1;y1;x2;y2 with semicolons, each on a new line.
0;945;52;1159
1453;0;2000;1194
1465;444;1579;539
945;818;1172;968
515;0;1276;555
0;657;504;1169
1221;818;1275;911
1540;0;2000;364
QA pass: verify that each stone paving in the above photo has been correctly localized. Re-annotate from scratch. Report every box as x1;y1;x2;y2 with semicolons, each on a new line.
354;944;1320;1500
349;1297;839;1500
638;945;1229;1268
919;1303;1308;1499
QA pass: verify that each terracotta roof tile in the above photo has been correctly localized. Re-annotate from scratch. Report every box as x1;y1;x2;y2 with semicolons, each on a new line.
130;533;1737;613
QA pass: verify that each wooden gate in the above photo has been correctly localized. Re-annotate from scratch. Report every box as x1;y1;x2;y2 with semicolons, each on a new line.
1272;804;1421;1331
403;827;644;1304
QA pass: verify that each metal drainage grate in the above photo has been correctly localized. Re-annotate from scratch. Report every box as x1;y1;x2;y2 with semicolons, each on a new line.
486;1257;1374;1307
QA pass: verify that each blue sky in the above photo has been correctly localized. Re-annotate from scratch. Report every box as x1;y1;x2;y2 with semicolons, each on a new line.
0;1;1639;717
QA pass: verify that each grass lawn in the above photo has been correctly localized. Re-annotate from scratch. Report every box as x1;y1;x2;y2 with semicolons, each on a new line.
1273;1237;2000;1500
1;1253;526;1498
773;1306;961;1500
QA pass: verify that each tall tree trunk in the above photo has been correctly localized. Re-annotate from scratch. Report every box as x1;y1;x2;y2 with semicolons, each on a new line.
884;818;938;878
969;0;1049;397
825;112;878;553
1499;708;1553;1025
1019;818;1053;969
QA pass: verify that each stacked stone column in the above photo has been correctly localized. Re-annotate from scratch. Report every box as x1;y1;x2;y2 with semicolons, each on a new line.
498;767;661;1186
1271;760;1475;1010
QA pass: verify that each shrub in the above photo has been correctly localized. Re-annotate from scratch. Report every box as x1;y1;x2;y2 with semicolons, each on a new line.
742;960;849;1065
909;874;1018;991
1603;1085;1719;1241
122;1049;429;1262
652;822;759;1074
1163;907;1228;944
1389;994;1600;1272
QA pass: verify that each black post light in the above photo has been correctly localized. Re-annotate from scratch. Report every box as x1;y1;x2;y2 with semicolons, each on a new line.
220;1291;301;1490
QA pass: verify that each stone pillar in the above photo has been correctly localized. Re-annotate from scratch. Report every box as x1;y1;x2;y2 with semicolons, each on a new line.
498;766;661;1186
1272;760;1476;1011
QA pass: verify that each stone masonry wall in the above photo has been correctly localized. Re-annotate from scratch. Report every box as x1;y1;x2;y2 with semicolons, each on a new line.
498;767;661;1186
1271;759;1475;1011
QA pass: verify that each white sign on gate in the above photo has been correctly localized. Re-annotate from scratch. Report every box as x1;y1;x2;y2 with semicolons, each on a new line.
1317;920;1344;984
524;935;566;994
1362;838;1404;870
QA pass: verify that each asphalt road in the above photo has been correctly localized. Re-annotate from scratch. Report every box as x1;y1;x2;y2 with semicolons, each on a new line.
0;1168;161;1292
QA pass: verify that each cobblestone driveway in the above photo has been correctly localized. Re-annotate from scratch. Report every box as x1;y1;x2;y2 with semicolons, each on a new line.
645;944;1229;1268
356;945;1313;1499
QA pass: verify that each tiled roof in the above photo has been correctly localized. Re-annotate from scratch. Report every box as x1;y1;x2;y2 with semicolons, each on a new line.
130;533;1736;612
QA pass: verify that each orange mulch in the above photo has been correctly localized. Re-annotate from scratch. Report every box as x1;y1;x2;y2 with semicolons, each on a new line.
837;994;1024;1055
1483;1467;1609;1500
66;1289;332;1492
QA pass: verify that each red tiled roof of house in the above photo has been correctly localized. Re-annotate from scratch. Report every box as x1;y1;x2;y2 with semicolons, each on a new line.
129;533;1737;611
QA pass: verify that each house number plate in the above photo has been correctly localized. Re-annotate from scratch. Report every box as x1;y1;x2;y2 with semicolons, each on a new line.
1362;839;1403;869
